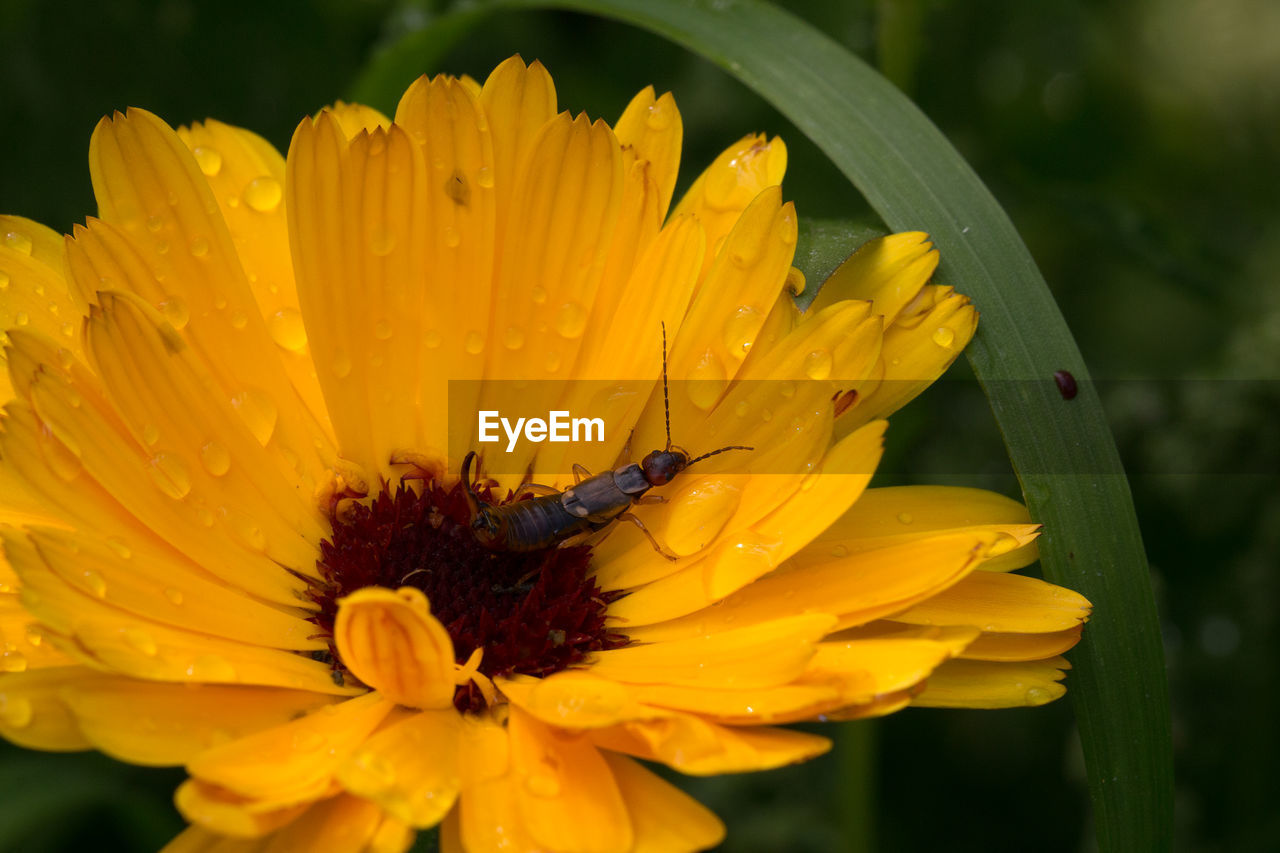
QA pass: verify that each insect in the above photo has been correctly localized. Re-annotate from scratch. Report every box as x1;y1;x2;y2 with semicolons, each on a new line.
462;325;751;559
1053;369;1078;400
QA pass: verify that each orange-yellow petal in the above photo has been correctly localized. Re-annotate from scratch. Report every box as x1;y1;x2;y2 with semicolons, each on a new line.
912;657;1071;708
889;570;1092;633
333;586;456;709
807;232;938;324
0;665;93;751
338;708;462;828
604;752;726;853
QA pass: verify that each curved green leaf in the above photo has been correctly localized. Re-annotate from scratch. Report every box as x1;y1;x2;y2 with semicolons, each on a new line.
354;2;1172;849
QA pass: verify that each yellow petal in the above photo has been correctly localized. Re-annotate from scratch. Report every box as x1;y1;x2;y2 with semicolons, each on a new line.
286;114;432;473
839;286;976;429
912;657;1071;708
1;233;85;406
628;529;1011;644
63;678;337;767
613;87;683;220
803;636;970;705
590;613;834;689
958;625;1084;662
175;119;333;442
162;793;412;852
333;586;456;709
629;680;842;726
671;134;787;283
0;215;74;284
809;484;1040;572
603;752;725;853
338;708;462;828
0;665;93;750
890;570;1092;633
590;712;829;775
509;706;633;853
328;102;393;138
498;671;656;730
807;232;938;324
393;74;498;463
27;525;321;650
84;108;329;491
176;778;315;839
187;691;391;801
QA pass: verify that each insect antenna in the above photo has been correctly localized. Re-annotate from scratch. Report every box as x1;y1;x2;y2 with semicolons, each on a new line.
686;444;754;467
661;321;673;451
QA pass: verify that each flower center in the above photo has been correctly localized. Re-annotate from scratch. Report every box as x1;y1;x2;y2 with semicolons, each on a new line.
308;478;629;712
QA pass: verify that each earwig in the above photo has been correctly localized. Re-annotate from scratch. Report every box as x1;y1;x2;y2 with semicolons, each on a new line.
463;325;751;559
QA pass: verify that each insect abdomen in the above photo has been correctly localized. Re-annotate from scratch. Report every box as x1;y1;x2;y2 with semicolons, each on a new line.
500;497;588;551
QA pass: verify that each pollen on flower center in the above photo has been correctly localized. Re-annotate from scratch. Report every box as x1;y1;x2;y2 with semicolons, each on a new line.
308;477;629;712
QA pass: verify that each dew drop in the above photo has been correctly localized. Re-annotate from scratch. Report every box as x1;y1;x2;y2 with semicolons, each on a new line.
733;400;750;418
230;311;248;330
106;538;132;559
369;224;396;256
200;441;231;477
190;237;211;258
164;587;185;606
476;166;494;188
423;329;442;349
464;331;484;355
803;349;833;381
0;651;28;673
544;350;562;373
687;350;727;410
722;305;763;356
268;308;307;351
4;230;33;255
645;100;675;131
14;312;28;326
530;285;548;305
931;326;956;349
24;627;44;647
1024;686;1052;705
123;627;159;657
160;295;190;329
0;271;9;290
139;422;160;447
149;452;193;499
244;176;282;212
188;654;237;681
374;318;393;340
196;507;215;527
554;302;588;339
760;407;774;423
333;349;353;378
443;225;461;248
0;695;33;728
897;512;913;524
502;326;525;350
192;146;223;176
779;380;796;399
81;569;108;598
146;215;165;233
235;518;267;552
665;478;742;556
351;750;398;789
229;387;278;445
829;544;850;558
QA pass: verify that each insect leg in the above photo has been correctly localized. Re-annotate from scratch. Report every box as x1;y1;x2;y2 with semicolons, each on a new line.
514;482;561;497
636;494;667;505
461;451;490;518
617;510;679;561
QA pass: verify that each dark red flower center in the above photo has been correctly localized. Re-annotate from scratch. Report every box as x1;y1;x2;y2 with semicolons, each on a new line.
308;478;629;712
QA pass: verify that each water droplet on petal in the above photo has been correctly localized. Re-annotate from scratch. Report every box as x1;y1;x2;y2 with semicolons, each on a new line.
200;441;231;476
229;311;248;330
190;237;210;258
333;349;353;378
464;331;484;355
1024;686;1052;705
160;295;190;329
269;308;307;351
244;176;282;212
229;388;278;445
687;350;727;410
141;423;161;447
544;350;562;373
897;512;913;524
106;538;132;559
146;215;165;233
503;326;525;350
188;654;237;681
374;318;393;340
14;312;28;326
4;230;33;255
423;329;441;349
81;569;107;598
722;305;763;356
804;349;833;380
931;326;955;348
123;627;159;657
149;452;192;499
0;271;8;290
829;544;850;558
733;400;750;417
443;226;461;248
164;587;185;605
476;166;494;188
351;750;398;790
665;478;742;556
530;285;547;305
192;146;222;176
554;302;588;339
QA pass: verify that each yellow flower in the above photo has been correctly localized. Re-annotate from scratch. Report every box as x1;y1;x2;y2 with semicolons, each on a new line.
0;56;1090;852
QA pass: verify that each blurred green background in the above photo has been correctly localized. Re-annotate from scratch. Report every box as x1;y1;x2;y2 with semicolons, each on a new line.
1;0;1275;850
